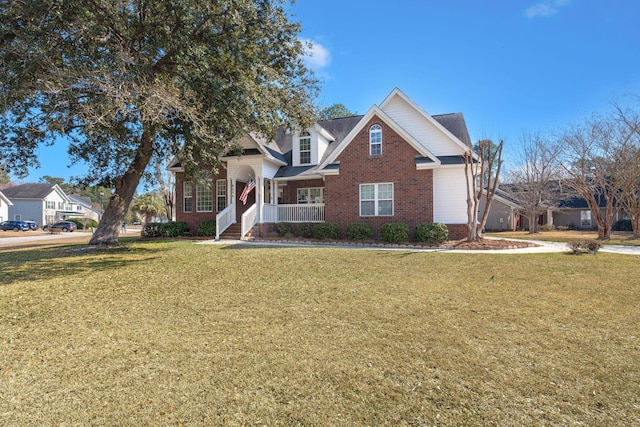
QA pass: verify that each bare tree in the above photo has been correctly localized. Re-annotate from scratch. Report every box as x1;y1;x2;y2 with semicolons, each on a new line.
464;139;504;241
153;157;176;221
613;101;640;237
502;133;564;234
560;113;635;239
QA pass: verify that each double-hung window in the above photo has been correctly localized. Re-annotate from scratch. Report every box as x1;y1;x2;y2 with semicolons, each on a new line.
360;183;393;216
216;179;227;212
580;210;591;227
46;201;55;209
297;187;324;204
196;178;213;212
299;132;311;164
183;182;193;212
369;124;382;155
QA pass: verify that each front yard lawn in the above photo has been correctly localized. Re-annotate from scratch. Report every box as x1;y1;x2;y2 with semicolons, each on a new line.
1;241;639;425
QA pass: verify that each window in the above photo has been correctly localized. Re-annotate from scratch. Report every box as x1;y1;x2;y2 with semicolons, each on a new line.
196;178;213;212
216;179;227;212
369;124;382;155
299;132;311;164
297;187;324;204
183;182;193;212
581;210;591;227
46;201;55;209
360;183;393;216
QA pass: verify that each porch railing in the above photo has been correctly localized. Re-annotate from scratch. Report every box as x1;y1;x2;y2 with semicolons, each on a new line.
241;203;258;238
215;204;234;240
276;203;324;223
263;203;278;223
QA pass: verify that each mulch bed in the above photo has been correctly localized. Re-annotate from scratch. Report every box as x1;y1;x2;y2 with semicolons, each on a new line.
249;236;538;251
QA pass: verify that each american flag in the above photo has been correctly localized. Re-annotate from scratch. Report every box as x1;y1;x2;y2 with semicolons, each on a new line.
239;177;255;205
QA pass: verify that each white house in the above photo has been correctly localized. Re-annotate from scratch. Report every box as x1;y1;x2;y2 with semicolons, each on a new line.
0;189;13;222
2;183;74;226
68;194;101;223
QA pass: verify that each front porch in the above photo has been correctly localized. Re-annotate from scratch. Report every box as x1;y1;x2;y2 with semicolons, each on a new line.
216;202;324;240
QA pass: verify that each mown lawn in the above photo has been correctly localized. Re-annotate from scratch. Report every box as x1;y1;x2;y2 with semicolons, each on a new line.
1;241;639;426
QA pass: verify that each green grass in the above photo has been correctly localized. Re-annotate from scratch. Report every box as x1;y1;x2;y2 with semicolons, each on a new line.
1;241;639;425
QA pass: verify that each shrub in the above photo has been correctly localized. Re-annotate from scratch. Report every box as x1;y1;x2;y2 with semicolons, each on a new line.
276;222;292;237
379;223;409;243
313;222;340;240
160;221;189;237
197;220;216;236
296;222;314;239
557;225;569;231
142;222;162;237
539;224;555;231
143;222;189;238
415;222;449;244
345;222;374;240
567;239;602;254
613;219;632;232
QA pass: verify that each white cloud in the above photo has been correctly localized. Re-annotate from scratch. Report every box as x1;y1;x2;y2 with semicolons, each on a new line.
525;0;569;18
301;38;331;70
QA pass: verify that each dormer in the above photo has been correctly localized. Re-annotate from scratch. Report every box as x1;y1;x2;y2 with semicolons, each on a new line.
292;124;335;167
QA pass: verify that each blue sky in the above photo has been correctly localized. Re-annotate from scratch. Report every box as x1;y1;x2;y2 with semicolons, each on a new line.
19;0;640;182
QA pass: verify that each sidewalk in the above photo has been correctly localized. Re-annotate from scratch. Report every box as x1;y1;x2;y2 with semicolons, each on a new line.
200;237;640;255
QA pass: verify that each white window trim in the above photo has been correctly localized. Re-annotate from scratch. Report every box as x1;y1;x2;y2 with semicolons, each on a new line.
196;178;213;212
359;182;394;216
216;179;227;212
183;182;193;213
297;187;324;204
580;210;592;227
299;132;311;165
369;124;382;156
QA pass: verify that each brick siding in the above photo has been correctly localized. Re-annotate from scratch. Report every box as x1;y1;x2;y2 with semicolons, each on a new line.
324;115;434;237
279;179;325;204
175;170;228;233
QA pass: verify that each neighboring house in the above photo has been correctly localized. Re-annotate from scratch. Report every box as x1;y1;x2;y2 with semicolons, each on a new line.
68;194;101;223
485;184;621;231
479;189;523;232
2;183;74;226
169;88;476;240
0;189;13;222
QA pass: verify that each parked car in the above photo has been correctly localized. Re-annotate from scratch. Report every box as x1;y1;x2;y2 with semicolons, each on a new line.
24;221;39;231
47;221;77;232
0;220;30;231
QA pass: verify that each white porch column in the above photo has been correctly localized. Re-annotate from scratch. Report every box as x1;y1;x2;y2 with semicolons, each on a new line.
231;177;237;222
547;208;554;226
257;175;264;223
272;181;278;205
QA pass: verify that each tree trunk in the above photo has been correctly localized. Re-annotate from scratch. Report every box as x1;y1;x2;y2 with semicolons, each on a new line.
527;208;538;234
89;129;155;245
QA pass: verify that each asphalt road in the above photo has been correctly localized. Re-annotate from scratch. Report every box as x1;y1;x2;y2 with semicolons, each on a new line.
0;228;140;249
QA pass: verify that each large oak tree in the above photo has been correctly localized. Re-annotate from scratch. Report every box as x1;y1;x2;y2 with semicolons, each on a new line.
1;0;318;245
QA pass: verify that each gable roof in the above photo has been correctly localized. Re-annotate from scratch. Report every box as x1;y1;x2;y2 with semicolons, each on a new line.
2;183;69;201
317;105;442;171
0;190;13;206
379;88;473;153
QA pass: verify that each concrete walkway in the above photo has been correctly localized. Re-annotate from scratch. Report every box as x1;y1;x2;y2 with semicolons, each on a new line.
199;237;640;255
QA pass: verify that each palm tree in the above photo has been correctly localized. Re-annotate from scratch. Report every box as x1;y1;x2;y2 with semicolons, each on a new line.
131;193;165;225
